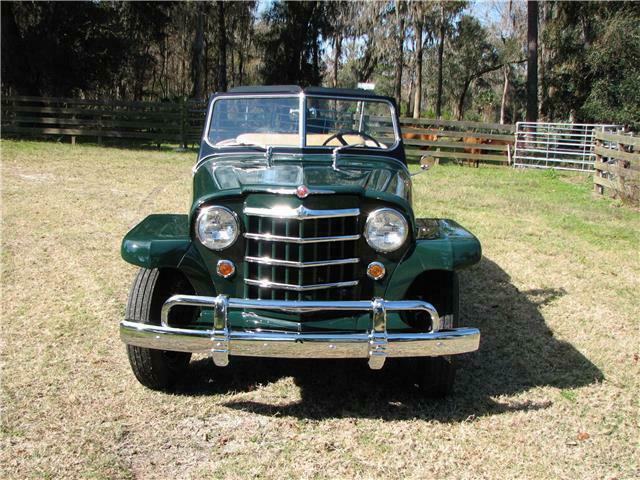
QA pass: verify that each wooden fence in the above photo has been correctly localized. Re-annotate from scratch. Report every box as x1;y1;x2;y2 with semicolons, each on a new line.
2;96;516;164
593;130;640;203
1;96;206;148
400;118;515;166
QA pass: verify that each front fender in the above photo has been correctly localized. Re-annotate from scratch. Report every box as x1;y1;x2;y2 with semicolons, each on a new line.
384;218;481;300
121;214;192;269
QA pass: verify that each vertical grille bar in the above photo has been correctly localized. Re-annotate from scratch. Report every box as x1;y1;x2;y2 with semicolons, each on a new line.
285;219;291;301
271;218;277;300
312;219;319;287
257;217;263;300
298;220;304;301
339;217;345;291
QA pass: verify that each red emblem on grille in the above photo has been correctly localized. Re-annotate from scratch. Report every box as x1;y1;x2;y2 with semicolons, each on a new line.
296;185;310;198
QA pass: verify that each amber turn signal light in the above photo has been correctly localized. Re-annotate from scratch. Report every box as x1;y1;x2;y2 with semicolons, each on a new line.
216;260;236;278
366;261;385;280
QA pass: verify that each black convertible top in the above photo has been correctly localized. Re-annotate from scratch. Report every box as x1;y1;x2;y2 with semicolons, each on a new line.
226;85;394;103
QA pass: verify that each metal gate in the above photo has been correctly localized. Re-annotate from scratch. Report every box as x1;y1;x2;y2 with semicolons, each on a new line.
513;122;620;171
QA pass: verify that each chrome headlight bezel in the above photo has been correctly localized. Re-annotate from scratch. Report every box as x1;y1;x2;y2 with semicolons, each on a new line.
364;208;409;253
196;205;240;251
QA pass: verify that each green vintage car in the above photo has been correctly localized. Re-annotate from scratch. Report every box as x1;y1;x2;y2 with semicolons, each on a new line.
120;86;481;396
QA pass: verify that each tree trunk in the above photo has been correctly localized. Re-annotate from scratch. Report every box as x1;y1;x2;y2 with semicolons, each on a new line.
435;3;446;119
191;4;205;99
500;66;509;124
312;37;319;85
457;77;472;120
526;0;538;122
412;20;423;119
393;12;405;109
217;1;227;92
333;35;342;88
408;76;414;116
539;0;551;120
359;43;375;82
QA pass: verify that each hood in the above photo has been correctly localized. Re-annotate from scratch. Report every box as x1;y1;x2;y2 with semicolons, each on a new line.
193;154;412;203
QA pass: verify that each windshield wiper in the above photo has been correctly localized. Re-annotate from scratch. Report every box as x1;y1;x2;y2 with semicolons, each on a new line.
215;141;273;166
216;141;268;149
332;144;366;171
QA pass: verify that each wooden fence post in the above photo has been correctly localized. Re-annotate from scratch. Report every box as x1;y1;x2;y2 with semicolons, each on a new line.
180;99;187;149
97;111;103;145
594;136;603;195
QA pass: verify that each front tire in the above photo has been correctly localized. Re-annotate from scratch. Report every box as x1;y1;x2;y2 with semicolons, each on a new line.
125;268;193;391
408;272;460;398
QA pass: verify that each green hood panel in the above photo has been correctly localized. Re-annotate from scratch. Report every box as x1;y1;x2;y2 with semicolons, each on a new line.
192;154;412;213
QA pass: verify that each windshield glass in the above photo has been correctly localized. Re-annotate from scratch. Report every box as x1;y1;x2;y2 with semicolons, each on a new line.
306;97;396;148
208;97;300;147
207;95;398;149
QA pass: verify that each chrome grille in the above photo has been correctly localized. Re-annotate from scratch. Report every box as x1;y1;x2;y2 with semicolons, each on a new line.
244;205;360;301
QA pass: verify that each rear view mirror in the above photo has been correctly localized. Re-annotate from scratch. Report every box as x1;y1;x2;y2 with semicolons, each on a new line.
412;155;438;176
420;155;438;170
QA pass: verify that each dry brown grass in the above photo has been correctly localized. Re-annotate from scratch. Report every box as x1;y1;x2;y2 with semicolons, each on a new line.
1;140;638;479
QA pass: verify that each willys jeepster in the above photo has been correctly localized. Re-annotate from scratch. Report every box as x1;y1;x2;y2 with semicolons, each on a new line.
120;86;481;397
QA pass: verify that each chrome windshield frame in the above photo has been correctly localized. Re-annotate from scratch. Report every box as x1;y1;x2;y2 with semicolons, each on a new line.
202;92;401;152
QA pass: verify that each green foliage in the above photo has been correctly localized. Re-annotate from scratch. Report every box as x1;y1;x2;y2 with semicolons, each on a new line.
1;0;638;128
1;2;170;97
256;2;328;86
543;2;640;128
581;12;640;128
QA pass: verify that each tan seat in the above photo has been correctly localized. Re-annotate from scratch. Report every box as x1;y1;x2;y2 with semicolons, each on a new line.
235;133;387;149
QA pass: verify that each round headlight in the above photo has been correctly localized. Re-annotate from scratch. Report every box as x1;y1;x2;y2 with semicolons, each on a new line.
196;206;239;250
364;208;409;253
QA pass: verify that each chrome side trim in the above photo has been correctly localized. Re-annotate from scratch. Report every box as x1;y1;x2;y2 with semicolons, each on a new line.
120;294;480;369
244;232;360;244
245;278;358;292
252;187;335;196
244;205;360;220
245;256;359;268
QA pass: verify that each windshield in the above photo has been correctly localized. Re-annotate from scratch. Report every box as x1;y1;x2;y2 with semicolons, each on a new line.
208;97;300;147
305;97;396;148
207;95;398;149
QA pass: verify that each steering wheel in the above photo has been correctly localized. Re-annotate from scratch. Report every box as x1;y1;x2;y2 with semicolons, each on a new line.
322;130;381;148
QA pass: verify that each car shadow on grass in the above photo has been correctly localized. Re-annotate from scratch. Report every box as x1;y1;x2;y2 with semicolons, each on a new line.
177;256;603;421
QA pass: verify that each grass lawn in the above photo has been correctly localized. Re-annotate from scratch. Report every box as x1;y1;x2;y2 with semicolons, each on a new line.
1;139;638;479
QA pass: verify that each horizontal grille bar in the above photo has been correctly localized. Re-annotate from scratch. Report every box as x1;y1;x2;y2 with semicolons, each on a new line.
244;233;360;244
244;206;360;220
245;278;358;292
245;256;359;268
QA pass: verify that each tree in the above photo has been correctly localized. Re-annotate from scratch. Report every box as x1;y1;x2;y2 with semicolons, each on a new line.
217;1;228;92
542;2;639;127
449;16;500;119
408;1;436;118
191;3;206;98
526;0;538;122
257;1;327;86
434;1;465;119
392;1;406;108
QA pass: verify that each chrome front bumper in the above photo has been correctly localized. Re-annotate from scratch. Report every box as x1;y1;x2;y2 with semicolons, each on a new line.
120;295;480;370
